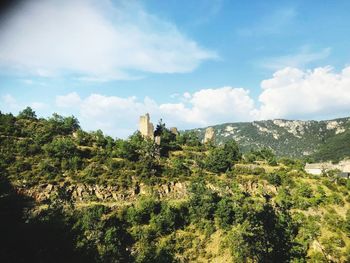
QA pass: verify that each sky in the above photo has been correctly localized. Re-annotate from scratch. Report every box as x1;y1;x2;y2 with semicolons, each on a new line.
1;0;350;138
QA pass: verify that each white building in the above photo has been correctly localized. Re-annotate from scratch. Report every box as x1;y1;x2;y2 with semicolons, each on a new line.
305;161;350;178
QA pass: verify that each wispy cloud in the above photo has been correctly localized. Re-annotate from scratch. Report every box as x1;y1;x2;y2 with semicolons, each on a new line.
257;46;331;70
0;94;48;114
0;0;216;81
190;0;224;26
1;94;19;111
238;7;297;36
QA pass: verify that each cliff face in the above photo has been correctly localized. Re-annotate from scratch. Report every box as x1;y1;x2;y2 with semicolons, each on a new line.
191;117;350;159
17;178;280;207
18;181;188;204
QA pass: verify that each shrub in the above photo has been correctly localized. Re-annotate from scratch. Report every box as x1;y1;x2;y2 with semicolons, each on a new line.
126;197;161;225
215;197;235;229
266;174;282;186
205;140;241;173
296;183;313;198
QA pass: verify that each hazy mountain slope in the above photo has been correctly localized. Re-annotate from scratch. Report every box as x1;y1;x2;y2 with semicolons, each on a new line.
190;117;350;159
312;129;350;161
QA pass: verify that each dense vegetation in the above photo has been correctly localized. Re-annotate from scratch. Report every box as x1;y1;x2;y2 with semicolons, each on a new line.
312;129;350;162
1;108;350;262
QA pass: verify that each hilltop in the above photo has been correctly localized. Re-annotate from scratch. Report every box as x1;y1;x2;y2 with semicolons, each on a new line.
1;108;350;262
190;117;350;161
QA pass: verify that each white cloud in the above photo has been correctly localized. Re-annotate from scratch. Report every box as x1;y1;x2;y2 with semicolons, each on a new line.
56;66;350;137
1;94;20;111
163;87;257;125
56;92;82;108
5;65;350;138
257;66;350;119
77;94;159;138
258;47;331;70
30;102;48;111
53;87;256;137
0;94;48;116
0;0;216;81
183;92;192;100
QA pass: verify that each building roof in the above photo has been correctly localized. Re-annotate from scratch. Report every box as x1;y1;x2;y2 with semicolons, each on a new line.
305;163;332;170
305;162;350;173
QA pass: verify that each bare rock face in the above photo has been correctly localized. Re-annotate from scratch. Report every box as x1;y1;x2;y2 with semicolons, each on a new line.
155;182;188;199
17;181;188;204
95;189;104;200
204;127;215;143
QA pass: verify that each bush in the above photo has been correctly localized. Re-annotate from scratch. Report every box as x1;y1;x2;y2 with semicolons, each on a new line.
126;197;161;225
215;197;235;229
43;137;77;161
266;173;282;186
327;193;344;206
150;203;188;235
205;140;241;173
189;179;220;223
163;157;191;178
296;183;313;198
177;131;202;147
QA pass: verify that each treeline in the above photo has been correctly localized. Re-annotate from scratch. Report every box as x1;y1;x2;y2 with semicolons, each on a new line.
0;107;243;187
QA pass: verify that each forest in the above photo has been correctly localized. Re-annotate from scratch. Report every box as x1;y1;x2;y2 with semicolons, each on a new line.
1;107;350;262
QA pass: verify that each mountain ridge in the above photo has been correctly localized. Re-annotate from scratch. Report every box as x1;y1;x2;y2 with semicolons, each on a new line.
189;116;350;160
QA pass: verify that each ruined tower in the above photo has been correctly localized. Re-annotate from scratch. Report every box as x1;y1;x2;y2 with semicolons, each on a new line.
139;113;154;139
204;127;215;143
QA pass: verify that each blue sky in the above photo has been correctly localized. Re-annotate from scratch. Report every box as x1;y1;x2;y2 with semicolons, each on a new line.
1;0;350;138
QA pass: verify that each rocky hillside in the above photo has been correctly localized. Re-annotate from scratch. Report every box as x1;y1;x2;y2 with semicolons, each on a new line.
3;108;350;262
191;117;350;159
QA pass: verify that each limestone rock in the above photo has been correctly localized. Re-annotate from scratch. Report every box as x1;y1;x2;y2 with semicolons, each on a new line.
204;127;215;143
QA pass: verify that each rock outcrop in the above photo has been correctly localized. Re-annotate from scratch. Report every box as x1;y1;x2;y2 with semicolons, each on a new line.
18;181;188;204
204;127;215;143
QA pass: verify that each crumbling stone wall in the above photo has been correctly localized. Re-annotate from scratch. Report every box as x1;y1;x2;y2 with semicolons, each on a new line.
139;113;154;139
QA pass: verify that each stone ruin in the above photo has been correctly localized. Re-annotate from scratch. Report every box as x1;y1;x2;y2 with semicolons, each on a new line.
170;127;179;136
139;113;154;139
139;113;179;144
204;127;215;143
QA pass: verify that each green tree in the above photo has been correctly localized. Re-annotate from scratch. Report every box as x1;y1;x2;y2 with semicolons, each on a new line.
74;205;132;262
177;131;202;147
47;113;79;136
44;137;77;160
154;120;178;157
18;106;37;120
237;203;301;262
205;139;241;173
189;178;220;223
215;197;235;229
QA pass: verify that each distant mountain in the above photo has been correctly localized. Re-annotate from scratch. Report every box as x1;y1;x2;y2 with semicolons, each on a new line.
190;117;350;160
